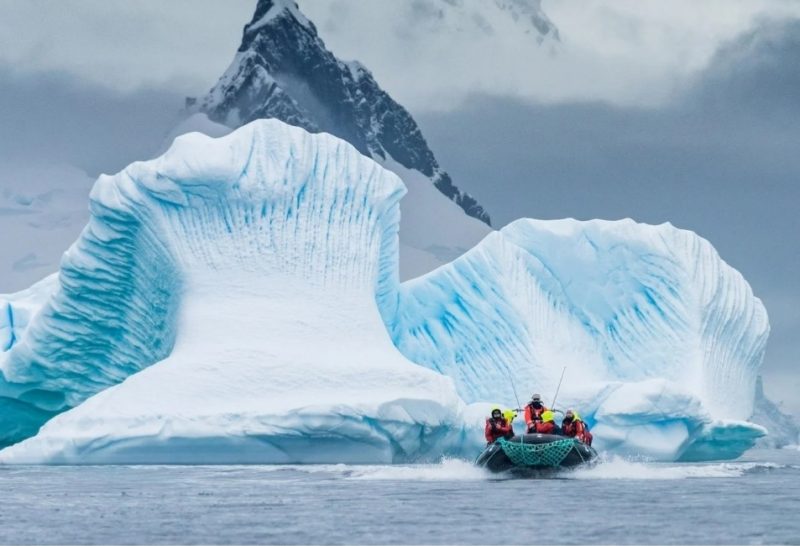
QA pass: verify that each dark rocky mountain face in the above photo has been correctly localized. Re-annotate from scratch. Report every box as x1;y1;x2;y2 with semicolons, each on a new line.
199;0;491;225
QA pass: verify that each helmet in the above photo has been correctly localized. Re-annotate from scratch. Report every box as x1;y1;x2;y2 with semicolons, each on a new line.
564;410;575;421
531;393;542;402
541;410;555;423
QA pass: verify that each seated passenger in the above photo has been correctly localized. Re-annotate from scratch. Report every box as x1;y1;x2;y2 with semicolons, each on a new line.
503;409;517;423
524;393;549;433
533;410;561;435
561;410;593;445
485;407;515;444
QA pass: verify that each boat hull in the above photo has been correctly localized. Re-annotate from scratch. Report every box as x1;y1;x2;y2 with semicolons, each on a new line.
476;434;597;474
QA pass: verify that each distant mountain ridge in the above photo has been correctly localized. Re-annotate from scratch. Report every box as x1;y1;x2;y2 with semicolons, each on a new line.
196;0;490;224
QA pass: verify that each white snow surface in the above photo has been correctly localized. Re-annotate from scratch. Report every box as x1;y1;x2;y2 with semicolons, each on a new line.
0;119;770;463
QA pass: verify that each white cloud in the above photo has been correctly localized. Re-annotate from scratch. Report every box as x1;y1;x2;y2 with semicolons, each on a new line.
0;0;798;110
300;0;800;110
0;0;254;95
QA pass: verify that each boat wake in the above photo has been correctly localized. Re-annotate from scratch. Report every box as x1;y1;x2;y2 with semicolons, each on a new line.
340;458;492;481
215;458;493;481
564;455;785;480
241;455;790;482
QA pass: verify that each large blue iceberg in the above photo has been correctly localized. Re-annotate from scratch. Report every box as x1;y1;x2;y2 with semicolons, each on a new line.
390;217;770;460
0;119;769;463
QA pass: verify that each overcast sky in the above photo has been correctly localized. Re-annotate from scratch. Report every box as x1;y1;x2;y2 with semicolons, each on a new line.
0;0;797;412
1;0;798;108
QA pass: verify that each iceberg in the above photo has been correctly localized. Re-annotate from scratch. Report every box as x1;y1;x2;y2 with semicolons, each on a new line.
0;120;465;463
0;273;63;444
0;119;769;463
390;218;770;460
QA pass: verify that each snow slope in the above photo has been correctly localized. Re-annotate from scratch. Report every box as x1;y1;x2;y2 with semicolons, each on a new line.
0;120;465;462
0;119;771;463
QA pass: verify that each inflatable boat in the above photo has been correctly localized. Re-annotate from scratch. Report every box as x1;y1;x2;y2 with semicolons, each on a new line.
476;433;597;474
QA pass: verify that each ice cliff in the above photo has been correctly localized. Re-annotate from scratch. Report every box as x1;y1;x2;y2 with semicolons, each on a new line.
390;219;770;460
0;119;770;463
0;120;465;463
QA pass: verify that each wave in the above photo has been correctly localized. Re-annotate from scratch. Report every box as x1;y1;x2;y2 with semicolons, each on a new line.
565;454;785;480
344;458;491;481
209;455;791;482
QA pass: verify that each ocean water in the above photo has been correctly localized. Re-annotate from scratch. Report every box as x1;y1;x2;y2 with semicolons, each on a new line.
0;449;798;545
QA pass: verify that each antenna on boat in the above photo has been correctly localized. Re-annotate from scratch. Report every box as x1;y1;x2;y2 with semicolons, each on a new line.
506;370;522;411
550;366;567;410
504;370;525;444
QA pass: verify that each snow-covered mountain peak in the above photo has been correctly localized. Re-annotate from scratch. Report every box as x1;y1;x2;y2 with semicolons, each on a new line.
243;0;311;38
197;0;491;246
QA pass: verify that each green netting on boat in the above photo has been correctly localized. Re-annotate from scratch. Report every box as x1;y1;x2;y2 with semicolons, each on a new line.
498;437;576;467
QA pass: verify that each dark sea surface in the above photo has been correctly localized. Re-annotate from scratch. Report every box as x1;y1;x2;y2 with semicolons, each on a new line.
0;448;798;545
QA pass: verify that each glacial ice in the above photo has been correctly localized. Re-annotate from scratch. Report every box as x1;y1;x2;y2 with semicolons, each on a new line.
0;120;467;463
391;218;770;460
0;118;770;463
161;112;491;281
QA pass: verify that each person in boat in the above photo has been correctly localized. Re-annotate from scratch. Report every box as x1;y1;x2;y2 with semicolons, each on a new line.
532;410;561;435
524;393;549;433
485;407;515;444
561;409;593;445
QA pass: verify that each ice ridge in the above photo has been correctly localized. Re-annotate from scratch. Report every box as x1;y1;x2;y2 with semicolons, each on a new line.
390;218;770;460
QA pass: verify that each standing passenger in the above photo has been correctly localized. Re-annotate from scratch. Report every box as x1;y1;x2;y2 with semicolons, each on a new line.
524;393;549;433
533;410;561;435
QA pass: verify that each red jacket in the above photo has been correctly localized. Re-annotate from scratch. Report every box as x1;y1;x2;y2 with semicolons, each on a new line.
562;419;593;445
533;420;557;434
524;403;548;431
485;417;514;443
